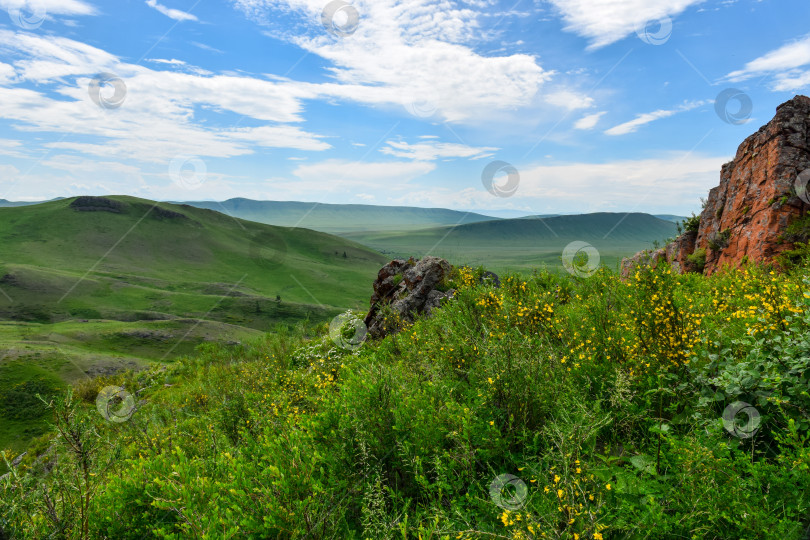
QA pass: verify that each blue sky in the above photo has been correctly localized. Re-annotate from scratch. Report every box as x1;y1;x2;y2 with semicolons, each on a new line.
0;0;808;215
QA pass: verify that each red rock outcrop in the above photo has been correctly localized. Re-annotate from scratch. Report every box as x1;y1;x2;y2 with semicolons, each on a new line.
622;95;810;277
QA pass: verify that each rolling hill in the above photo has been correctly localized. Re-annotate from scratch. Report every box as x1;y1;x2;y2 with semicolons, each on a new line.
0;196;386;373
0;195;389;451
343;212;679;272
180;198;499;233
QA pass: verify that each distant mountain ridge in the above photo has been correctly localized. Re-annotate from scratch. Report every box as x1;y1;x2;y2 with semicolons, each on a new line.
178;198;499;234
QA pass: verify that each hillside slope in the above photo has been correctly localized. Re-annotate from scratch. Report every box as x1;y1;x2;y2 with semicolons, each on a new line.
0;196;387;451
0;196;385;316
345;212;679;272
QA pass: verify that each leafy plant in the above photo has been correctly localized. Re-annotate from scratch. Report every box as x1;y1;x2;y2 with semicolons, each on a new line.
708;228;731;251
686;247;706;273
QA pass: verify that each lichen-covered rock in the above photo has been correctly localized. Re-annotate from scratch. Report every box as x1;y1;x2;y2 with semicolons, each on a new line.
620;248;667;279
666;231;698;273
622;95;810;276
364;256;454;339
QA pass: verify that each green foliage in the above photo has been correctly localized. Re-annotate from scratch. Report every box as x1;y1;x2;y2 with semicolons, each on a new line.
708;228;731;251
686;247;706;273
3;262;810;538
782;212;810;243
681;212;701;234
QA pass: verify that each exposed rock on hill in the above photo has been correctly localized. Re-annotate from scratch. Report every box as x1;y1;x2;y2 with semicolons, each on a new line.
70;196;125;213
364;256;454;339
623;95;810;277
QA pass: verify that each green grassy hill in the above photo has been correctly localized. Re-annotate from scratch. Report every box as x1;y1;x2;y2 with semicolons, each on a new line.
0;196;387;452
180;198;499;233
345;212;679;272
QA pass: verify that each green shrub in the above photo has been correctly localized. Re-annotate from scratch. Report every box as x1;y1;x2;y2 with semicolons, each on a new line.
686;248;706;273
681;213;701;234
708;228;731;251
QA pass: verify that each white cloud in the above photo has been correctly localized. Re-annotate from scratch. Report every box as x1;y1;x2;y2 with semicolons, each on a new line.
387;153;725;214
546;0;704;49
726;35;810;91
231;0;551;123
574;111;606;130
380;140;498;161
0;31;328;163
605;100;708;136
0;62;15;84
149;58;187;66
0;138;29;158
0;0;96;16
145;0;198;22
546;90;594;110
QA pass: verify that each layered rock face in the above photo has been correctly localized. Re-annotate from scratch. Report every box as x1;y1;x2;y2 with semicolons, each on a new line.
364;256;454;339
622;95;810;277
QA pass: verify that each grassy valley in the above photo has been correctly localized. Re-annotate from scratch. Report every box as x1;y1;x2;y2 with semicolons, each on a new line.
344;212;679;273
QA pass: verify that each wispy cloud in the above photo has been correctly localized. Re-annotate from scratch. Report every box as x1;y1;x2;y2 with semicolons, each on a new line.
231;0;551;123
546;0;704;49
726;34;810;91
145;0;198;22
0;0;96;16
574;111;606;130
380;140;498;162
0;30;327;165
605;101;708;136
